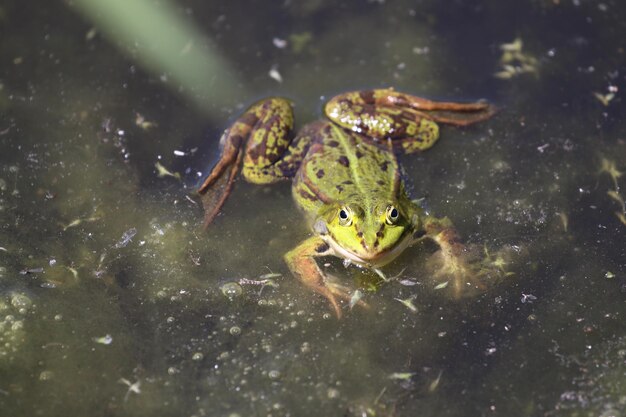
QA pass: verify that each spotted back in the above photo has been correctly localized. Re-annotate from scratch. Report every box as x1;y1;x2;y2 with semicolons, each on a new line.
292;121;404;215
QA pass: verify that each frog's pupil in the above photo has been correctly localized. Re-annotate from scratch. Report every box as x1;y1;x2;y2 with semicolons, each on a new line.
339;209;348;220
390;208;398;219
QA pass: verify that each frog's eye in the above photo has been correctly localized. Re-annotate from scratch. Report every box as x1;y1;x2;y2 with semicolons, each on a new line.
338;207;353;226
385;205;400;224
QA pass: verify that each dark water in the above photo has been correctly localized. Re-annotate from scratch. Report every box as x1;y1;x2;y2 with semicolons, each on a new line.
1;1;625;416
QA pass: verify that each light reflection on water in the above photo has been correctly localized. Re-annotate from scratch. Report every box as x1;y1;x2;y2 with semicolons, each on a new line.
1;1;625;416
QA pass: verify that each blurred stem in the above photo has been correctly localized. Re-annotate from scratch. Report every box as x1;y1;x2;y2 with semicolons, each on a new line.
67;0;242;117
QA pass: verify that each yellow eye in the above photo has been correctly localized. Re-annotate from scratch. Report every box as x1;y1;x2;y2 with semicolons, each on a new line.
386;205;400;224
338;206;352;226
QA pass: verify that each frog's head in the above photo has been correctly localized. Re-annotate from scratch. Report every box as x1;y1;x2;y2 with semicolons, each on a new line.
315;200;420;267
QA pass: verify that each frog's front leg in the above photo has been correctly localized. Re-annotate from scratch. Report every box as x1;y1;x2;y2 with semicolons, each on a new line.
325;88;496;154
198;98;307;227
285;236;357;318
420;216;485;296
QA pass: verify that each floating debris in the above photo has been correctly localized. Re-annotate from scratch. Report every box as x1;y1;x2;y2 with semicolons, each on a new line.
67;266;79;281
593;91;615;107
373;268;388;281
268;369;281;380
258;272;282;280
599;158;626;226
394;296;418;313
388;372;415;380
605;271;615;279
428;370;443;392
500;37;523;53
269;66;283;83
39;370;54;381
188;252;201;266
434;281;449;290
398;279;419;286
485;346;497;355
239;277;278;296
155;161;181;180
238;277;279;287
220;282;243;299
85;27;97;41
185;195;198;206
19;267;44;275
288;32;312;53
11;292;33;311
481;245;513;276
558;211;569;232
599;158;622;190
63;219;83;230
272;37;287;49
118;378;141;402
62;215;101;231
521;293;537;304
114;228;137;249
412;46;430;55
380;267;407;283
349;289;364;310
239;277;278;288
93;334;113;345
135;113;157;130
494;37;539;79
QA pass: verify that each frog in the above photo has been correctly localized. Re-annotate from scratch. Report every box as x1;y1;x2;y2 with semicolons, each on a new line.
198;88;496;317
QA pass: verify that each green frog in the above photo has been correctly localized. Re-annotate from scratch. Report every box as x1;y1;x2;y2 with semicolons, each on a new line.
199;88;495;317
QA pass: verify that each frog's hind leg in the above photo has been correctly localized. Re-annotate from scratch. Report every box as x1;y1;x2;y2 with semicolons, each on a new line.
198;128;247;228
242;121;320;183
324;88;496;154
198;98;296;227
367;88;496;126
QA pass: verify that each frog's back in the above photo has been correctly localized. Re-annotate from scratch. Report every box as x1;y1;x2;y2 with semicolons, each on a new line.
293;121;402;214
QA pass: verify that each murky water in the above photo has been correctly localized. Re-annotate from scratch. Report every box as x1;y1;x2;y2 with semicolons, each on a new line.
1;1;625;416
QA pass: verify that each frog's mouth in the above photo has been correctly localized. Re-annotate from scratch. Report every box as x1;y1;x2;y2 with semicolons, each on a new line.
324;232;413;268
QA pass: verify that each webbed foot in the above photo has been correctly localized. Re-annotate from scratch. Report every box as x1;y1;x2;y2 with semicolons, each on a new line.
428;244;486;297
198;97;296;228
428;243;517;297
324;274;370;313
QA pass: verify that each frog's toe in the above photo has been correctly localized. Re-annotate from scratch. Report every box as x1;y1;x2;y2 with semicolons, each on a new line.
429;243;521;298
428;248;487;297
325;291;343;319
324;274;370;316
307;280;344;318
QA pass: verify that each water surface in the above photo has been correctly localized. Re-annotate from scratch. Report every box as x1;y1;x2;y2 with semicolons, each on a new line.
1;1;625;416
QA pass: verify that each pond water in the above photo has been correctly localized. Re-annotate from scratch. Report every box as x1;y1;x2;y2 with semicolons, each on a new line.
1;1;625;416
